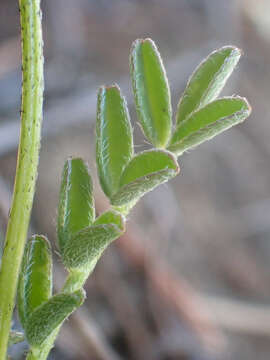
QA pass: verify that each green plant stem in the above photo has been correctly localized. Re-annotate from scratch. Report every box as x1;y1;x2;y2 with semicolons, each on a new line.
0;1;44;358
63;267;96;293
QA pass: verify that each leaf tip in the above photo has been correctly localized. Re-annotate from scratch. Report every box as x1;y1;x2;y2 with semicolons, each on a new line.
130;37;157;58
230;95;252;118
31;233;51;248
215;45;242;60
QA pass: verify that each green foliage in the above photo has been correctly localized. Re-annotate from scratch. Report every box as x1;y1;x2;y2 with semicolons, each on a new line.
94;209;124;228
18;235;52;329
25;290;85;347
57;157;125;270
176;46;241;124
58;158;95;254
169;97;251;155
130;38;172;148
7;30;251;360
96;85;133;198
111;150;179;205
62;211;125;269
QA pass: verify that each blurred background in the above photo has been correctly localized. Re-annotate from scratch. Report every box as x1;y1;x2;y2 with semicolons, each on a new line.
1;0;270;359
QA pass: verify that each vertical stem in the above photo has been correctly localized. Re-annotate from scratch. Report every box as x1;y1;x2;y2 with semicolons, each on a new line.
0;1;44;358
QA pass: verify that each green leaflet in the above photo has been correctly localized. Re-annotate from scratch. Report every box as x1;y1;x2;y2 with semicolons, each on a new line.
18;235;52;329
111;149;179;206
130;38;172;148
169;97;251;156
62;210;125;269
96;85;133;198
57;158;95;253
8;331;24;346
176;46;241;125
25;290;85;347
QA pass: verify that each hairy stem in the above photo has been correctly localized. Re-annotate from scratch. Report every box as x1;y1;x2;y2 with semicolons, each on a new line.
0;1;44;358
63;267;95;293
